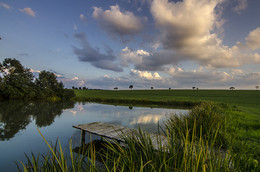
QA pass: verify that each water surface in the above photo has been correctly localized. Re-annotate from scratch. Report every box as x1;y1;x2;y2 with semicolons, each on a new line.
0;101;187;171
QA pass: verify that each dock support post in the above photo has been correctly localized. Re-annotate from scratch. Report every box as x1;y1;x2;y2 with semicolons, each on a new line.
81;129;85;147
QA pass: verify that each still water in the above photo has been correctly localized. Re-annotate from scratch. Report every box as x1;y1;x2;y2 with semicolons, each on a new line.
0;101;188;171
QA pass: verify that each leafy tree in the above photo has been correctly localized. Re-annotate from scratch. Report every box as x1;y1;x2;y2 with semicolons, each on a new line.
151;87;154;90
0;58;36;99
0;58;75;100
36;70;59;98
192;87;196;90
36;70;75;100
129;85;133;89
256;86;259;90
114;87;118;90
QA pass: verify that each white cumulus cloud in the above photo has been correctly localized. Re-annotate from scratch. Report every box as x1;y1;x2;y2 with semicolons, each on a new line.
246;27;260;50
130;69;161;80
93;4;143;36
145;0;260;69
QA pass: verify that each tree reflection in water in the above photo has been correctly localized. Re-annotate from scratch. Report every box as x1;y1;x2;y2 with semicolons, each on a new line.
0;100;74;141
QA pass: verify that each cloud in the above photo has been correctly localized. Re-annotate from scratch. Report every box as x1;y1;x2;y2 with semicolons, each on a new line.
74;24;78;30
142;0;260;70
19;53;29;56
80;14;87;22
19;7;36;17
245;27;260;50
93;4;143;37
120;47;149;67
130;69;161;80
233;0;248;13
73;32;123;72
0;2;11;9
167;66;232;86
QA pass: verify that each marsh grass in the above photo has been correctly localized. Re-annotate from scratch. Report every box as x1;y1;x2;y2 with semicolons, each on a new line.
18;103;258;171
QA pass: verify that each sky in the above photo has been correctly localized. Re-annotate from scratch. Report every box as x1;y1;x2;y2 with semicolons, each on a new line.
1;0;260;90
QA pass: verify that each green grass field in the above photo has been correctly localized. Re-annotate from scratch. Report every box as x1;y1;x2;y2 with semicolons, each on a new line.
75;89;260;164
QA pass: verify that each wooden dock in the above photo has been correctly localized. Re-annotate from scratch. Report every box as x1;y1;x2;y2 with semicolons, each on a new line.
73;122;168;149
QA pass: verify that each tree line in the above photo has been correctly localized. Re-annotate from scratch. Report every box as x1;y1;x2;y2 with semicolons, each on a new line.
0;58;75;100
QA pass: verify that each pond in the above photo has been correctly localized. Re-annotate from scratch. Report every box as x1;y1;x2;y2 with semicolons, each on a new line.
0;101;188;171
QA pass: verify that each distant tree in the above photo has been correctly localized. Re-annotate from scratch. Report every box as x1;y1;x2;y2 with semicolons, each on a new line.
151;87;154;90
72;86;75;89
196;87;199;90
114;87;118;90
83;87;87;90
256;86;259;90
230;87;235;90
192;87;196;90
79;87;81;90
169;88;171;90
129;85;133;90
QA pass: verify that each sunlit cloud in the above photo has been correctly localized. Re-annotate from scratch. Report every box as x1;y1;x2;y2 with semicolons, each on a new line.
245;27;260;50
93;4;143;37
20;7;36;17
130;69;161;80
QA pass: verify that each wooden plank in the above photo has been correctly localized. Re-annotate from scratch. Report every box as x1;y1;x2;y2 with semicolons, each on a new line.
73;122;168;149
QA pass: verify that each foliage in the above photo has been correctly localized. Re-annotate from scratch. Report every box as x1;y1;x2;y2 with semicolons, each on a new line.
0;58;75;100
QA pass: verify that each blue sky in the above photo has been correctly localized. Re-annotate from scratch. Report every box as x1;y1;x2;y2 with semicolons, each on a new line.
1;0;260;89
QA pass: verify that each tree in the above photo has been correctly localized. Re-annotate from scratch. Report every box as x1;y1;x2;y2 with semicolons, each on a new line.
0;58;36;98
129;85;133;90
230;87;235;90
256;86;259;90
192;87;196;90
0;58;75;100
169;88;171;90
151;87;154;90
36;70;75;99
114;87;118;90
